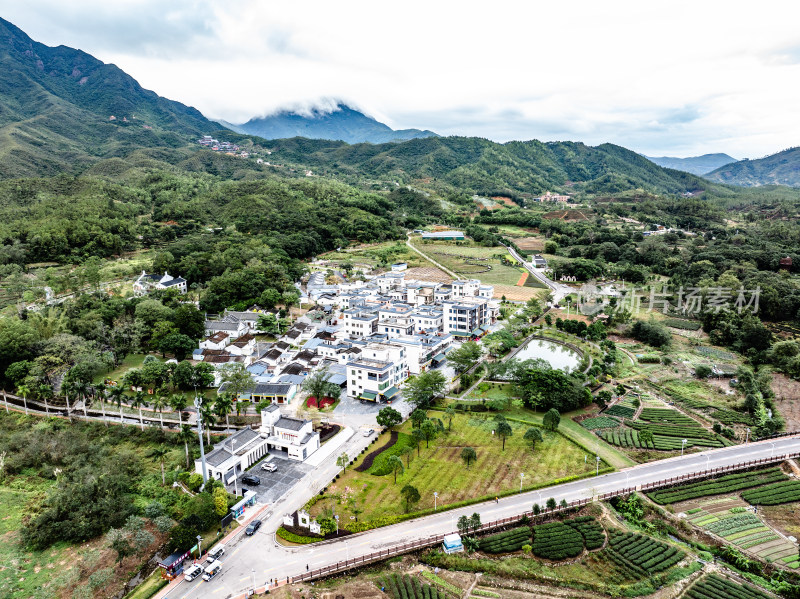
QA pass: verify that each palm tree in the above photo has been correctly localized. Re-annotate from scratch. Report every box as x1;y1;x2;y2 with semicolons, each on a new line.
17;383;30;415
130;390;147;430
170;393;188;426
214;394;234;432
199;401;217;445
108;385;126;423
94;382;108;426
178;424;195;468
149;445;169;486
38;383;53;417
152;389;169;430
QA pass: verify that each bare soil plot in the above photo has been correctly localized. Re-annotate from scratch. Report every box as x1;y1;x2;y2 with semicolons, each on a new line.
771;373;800;431
515;237;544;251
493;284;544;301
403;266;452;283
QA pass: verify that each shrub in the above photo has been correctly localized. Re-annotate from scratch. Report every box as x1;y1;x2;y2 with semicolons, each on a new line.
648;468;787;504
532;521;583;560
276;527;322;544
478;526;531;554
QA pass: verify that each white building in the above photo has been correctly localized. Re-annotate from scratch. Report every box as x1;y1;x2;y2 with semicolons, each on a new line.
346;342;406;401
342;309;378;337
200;332;230;351
388;334;452;374
259;405;320;461
133;271;187;296
194;427;270;485
441;297;498;337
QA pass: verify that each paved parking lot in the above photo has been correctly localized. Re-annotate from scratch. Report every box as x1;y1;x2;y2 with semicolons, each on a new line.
229;453;313;504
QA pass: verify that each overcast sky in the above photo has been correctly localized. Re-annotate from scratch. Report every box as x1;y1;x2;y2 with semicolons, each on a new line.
4;0;800;157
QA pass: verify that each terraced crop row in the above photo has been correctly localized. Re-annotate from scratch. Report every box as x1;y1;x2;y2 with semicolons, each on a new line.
606;531;684;576
710;408;753;426
685;574;773;599
648;468;788;504
382;574;443;599
531;521;584;560
478;526;531;554
605;405;635;419
580;416;620;430
638;408;697;426
741;480;800;505
705;513;763;537
566;516;605;550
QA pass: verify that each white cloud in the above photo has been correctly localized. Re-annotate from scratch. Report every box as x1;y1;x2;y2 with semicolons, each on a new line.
4;0;800;157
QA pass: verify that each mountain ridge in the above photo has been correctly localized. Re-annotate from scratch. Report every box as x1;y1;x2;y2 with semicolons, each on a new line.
231;103;438;144
704;147;800;187
645;153;737;176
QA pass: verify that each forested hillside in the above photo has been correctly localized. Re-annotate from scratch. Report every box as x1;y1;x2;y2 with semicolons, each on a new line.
705;147;800;187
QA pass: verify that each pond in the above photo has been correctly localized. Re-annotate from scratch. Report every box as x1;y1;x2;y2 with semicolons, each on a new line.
512;339;581;372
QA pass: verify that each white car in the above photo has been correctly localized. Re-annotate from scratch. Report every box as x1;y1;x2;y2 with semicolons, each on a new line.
363;429;374;437
206;544;225;562
184;564;203;581
261;462;277;472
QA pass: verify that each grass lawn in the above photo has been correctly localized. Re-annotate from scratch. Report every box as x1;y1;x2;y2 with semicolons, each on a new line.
311;412;602;525
464;381;516;402
93;353;147;385
409;240;525;287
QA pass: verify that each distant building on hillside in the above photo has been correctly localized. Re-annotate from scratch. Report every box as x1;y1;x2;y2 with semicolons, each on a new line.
133;271;187;296
421;231;465;241
780;256;793;271
533;191;570;203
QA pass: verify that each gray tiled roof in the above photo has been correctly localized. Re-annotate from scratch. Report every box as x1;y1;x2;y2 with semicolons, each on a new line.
275;417;307;431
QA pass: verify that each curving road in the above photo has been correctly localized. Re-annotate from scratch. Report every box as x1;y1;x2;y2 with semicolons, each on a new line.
169;435;800;599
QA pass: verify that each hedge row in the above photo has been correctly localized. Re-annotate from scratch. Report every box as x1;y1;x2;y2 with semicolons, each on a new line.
685;574;773;599
421;571;461;596
478;526;531;554
741;480;800;505
705;513;762;537
532;521;584;560
566;516;605;550
580;416;620;430
604;405;635;419
381;574;442;599
648;468;788;504
276;527;322;544
638;408;697;426
710;408;753;426
663;318;702;331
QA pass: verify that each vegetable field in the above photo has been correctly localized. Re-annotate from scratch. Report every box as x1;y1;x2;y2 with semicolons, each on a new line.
741;480;800;505
685;574;773;599
381;573;448;599
580;416;619;430
604;405;635;419
566;516;605;550
648;468;788;504
478;527;530;554
605;531;684;577
638;408;697;426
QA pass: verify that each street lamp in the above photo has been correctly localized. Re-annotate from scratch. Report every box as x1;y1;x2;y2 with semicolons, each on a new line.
345;539;350;561
519;472;525;492
705;455;710;471
746;428;751;444
433;491;438;511
196;534;203;559
770;442;776;457
625;471;630;488
251;568;256;593
681;439;687;457
194;397;208;484
595;456;600;476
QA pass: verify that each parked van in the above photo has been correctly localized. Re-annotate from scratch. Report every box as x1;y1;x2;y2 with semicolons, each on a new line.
206;544;225;562
202;560;222;581
184;564;203;581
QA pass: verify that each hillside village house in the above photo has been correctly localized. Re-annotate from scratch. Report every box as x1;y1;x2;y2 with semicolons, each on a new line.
195;426;271;485
133;271;187;296
259;405;320;461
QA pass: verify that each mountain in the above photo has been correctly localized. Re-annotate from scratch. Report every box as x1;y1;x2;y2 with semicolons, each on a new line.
268;136;710;197
645;153;737;176
704;147;800;187
232;103;438;144
0;17;221;178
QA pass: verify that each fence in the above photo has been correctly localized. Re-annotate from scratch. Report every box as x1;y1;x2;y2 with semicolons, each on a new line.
285;449;800;587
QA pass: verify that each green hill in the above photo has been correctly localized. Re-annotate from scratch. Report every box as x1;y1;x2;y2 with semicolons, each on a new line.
705;147;800;187
263;135;709;197
0;17;221;178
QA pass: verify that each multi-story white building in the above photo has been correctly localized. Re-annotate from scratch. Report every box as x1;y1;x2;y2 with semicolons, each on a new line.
441;297;499;337
388;333;452;374
133;271;187;296
346;342;406;402
341;309;379;337
410;306;444;334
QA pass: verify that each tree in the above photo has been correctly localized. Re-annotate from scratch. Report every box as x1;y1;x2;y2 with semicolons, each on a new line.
199;400;217;445
546;497;557;510
302;365;339;404
16;382;30;415
178;424;195;468
387;455;404;483
457;515;470;536
695;365;712;379
150;445;169;486
152;390;169;430
400;485;421;513
336;452;349;473
410;409;427;429
130;391;147;430
218;363;254;400
596;390;612;408
532;503;540;515
496;421;513;450
523;427;543;451
376;406;402;429
460;446;477;469
420;419;437;448
404;371;446;409
214;393;234;431
447;341;482;373
543;408;561;431
445;405;456;431
400;445;414;468
174;304;205;340
638;429;654;447
412;429;425;456
108;385;126;423
159;333;196;361
170;393;188;425
469;512;481;533
213;487;228;517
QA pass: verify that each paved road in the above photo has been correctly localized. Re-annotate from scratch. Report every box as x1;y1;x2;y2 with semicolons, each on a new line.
172;435;800;599
503;244;573;303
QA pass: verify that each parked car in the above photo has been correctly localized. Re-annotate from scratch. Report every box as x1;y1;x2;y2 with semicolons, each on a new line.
363;429;374;437
184;564;203;581
242;474;260;486
202;560;222;581
245;520;262;536
261;462;277;472
206;544;225;562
